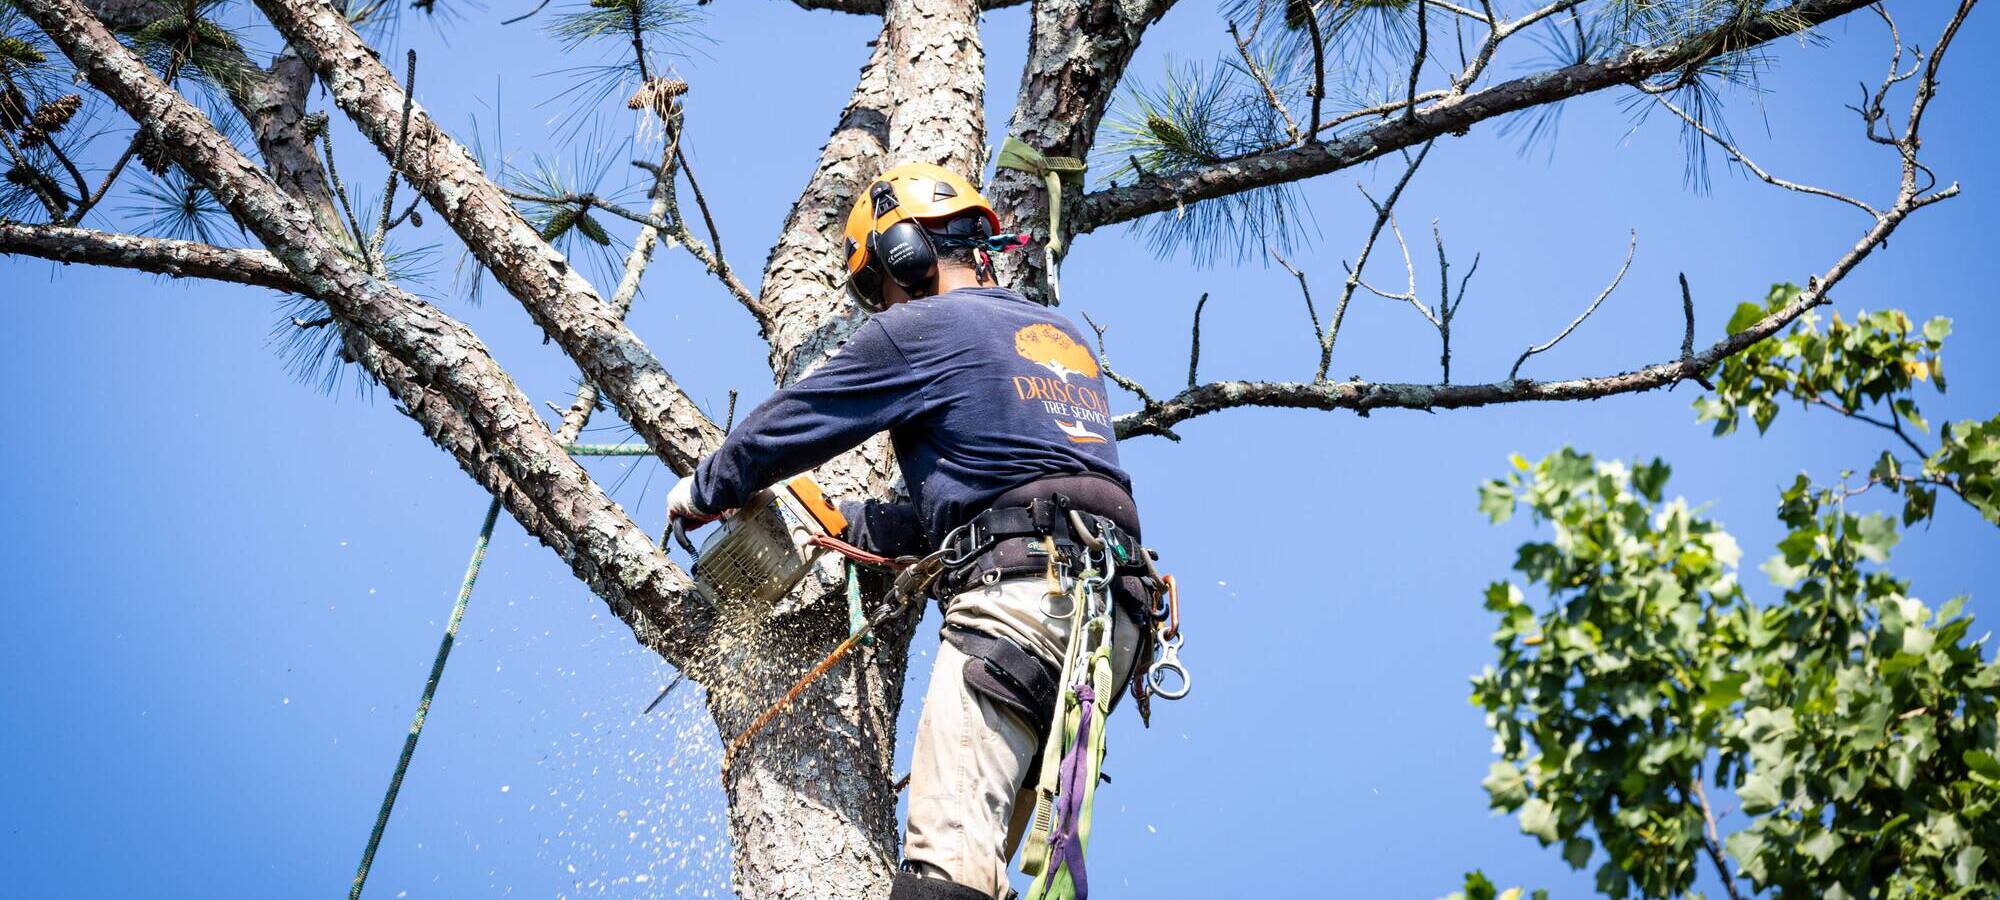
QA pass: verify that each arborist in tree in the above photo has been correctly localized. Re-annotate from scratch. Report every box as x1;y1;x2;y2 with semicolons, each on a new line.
668;162;1181;900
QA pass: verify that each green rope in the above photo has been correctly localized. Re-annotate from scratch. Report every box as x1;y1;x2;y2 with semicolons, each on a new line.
349;497;502;900
565;442;654;456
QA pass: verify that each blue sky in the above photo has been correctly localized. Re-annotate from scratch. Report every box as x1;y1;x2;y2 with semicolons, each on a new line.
1;2;1994;897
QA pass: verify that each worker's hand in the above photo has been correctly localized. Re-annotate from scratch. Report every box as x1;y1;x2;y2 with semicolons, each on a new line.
667;475;721;529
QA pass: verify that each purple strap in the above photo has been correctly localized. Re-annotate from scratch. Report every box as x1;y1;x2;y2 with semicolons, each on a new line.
1046;683;1096;899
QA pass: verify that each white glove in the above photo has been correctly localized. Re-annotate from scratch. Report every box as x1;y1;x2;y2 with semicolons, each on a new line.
668;475;720;526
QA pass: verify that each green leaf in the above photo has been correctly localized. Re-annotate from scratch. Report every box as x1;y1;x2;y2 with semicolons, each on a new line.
1632;458;1671;503
1699;672;1749;713
1964;750;2000;788
1563;836;1593;870
1483;761;1528;810
1480;479;1517;524
1726;301;1768;333
1519;797;1560;844
1761;553;1808;588
1460;869;1498;900
1738;768;1784;814
1953;846;1987;888
1853;513;1900;563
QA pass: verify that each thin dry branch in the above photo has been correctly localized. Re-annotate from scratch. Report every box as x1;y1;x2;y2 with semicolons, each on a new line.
1316;140;1435;380
1510;229;1638;380
1656;96;1879;216
1232;22;1303;145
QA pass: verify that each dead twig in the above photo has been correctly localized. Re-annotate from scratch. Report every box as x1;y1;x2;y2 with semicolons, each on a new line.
1510;230;1637;381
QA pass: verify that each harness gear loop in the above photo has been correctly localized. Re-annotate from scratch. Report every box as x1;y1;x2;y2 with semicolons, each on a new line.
996;136;1086;305
1021;538;1117;899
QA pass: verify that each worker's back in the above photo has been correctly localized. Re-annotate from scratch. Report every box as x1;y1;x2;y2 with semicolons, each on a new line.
870;286;1130;540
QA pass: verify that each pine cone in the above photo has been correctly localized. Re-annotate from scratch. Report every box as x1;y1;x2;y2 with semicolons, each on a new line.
135;131;173;176
625;77;688;121
17;94;81;149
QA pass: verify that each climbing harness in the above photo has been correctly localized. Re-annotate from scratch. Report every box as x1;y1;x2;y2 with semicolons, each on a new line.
1019;513;1116;900
1011;511;1190;900
995;136;1086;306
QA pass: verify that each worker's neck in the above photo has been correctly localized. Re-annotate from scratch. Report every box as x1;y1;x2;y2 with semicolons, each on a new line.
932;265;994;295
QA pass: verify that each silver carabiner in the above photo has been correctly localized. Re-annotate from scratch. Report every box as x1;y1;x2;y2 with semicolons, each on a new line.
1147;633;1191;700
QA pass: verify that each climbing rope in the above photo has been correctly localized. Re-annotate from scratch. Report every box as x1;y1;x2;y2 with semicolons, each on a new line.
348;498;502;900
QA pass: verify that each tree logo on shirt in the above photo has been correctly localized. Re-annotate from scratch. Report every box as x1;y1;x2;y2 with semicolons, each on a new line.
1011;324;1111;444
1014;323;1099;383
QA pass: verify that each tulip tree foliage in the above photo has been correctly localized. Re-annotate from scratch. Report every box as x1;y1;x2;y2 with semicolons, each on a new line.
1470;289;2000;899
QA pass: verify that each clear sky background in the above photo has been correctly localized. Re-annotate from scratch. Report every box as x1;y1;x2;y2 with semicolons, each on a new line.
1;2;1994;897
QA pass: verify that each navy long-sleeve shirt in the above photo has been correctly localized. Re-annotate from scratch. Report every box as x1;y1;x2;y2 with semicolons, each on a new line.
692;286;1131;543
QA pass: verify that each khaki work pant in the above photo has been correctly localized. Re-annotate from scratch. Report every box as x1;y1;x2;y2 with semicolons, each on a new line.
902;576;1142;899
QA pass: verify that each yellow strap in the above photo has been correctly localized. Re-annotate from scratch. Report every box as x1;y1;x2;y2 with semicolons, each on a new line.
995;136;1086;257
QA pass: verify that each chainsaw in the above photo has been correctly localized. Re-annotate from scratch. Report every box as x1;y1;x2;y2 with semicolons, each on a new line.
670;475;848;616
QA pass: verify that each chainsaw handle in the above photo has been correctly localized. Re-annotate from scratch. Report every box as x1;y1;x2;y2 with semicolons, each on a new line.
669;517;700;561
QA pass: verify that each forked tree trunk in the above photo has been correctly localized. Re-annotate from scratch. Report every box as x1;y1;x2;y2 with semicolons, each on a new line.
707;0;985;895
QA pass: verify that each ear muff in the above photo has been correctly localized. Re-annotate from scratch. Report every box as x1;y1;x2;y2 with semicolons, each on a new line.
871;220;938;296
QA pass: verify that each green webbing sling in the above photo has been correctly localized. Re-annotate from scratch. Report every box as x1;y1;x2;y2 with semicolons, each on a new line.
1020;542;1115;899
995;136;1086;306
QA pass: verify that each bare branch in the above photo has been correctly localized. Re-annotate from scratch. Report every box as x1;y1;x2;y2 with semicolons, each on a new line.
1270;248;1323;377
1675;272;1717;390
1510;229;1638;380
1354;209;1438;326
1081;311;1158;409
1314;141;1435;380
1188;291;1207;389
1231;22;1302;145
1690;776;1747;900
1406;0;1429;122
368;48;420;267
1304;3;1327;138
1656;96;1879;216
0;222;304;292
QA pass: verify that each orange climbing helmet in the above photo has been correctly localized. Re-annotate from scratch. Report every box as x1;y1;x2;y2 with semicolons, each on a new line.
843;163;1005;311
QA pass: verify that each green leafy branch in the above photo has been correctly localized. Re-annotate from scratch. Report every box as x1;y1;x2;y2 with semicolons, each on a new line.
1474;447;2000;898
1695;284;2000;527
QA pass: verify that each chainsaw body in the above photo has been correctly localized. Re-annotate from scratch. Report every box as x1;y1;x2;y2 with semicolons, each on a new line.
687;476;848;616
